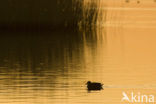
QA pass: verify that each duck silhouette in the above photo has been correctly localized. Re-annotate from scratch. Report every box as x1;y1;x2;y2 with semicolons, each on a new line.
86;81;103;91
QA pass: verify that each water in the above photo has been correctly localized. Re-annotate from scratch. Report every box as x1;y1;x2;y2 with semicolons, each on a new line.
1;0;156;104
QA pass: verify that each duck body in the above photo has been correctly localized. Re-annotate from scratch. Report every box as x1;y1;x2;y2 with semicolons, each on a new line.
86;81;103;91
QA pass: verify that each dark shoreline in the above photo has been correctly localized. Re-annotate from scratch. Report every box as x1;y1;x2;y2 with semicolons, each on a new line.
0;23;79;32
0;0;83;31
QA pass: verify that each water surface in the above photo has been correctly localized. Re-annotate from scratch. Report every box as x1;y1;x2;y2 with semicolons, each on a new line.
1;0;156;104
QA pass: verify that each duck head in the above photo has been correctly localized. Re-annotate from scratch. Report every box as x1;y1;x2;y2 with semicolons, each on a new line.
86;81;91;85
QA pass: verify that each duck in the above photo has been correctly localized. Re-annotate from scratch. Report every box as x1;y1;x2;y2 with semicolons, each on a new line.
86;81;103;91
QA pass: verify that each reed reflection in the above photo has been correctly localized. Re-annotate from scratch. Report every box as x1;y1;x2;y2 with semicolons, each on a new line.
0;23;103;103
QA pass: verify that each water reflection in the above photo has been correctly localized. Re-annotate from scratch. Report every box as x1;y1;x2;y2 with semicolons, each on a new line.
0;23;104;103
0;31;88;103
1;0;156;104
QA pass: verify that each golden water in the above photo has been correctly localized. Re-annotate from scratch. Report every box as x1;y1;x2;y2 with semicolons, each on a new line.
0;0;156;104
